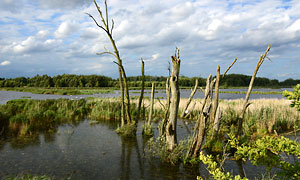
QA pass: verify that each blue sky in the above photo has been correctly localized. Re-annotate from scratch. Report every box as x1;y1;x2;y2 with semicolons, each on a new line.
0;0;299;81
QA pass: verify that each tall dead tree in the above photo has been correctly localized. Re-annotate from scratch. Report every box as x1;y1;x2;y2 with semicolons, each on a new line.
166;48;180;151
186;75;214;158
237;45;271;137
147;82;155;126
137;58;145;116
87;0;132;125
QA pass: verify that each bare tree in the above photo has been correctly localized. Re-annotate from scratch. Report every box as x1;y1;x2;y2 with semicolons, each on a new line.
137;59;145;117
166;48;181;151
237;45;271;137
87;0;132;126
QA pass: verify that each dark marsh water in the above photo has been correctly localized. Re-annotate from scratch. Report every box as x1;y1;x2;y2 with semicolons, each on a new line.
0;119;273;180
0;88;294;179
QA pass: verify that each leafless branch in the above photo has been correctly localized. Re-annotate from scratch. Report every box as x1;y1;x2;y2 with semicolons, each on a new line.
85;13;107;33
223;57;238;78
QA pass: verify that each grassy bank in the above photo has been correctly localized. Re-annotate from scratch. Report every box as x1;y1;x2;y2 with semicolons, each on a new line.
0;87;114;95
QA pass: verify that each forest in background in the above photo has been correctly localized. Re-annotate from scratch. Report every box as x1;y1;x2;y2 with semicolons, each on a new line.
0;73;299;88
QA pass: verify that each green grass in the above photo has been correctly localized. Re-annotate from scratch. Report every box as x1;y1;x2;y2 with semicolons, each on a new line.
219;90;282;95
0;87;114;95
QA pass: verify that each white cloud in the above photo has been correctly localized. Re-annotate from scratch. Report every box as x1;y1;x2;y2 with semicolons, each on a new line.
1;0;300;80
54;21;79;39
0;60;11;66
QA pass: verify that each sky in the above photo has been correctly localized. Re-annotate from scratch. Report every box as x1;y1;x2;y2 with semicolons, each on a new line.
0;0;299;81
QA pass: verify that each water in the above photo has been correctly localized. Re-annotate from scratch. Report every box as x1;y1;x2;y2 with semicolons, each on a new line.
0;88;290;105
0;119;271;180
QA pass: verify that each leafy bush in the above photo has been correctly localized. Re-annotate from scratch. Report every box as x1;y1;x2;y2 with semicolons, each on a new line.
283;84;300;111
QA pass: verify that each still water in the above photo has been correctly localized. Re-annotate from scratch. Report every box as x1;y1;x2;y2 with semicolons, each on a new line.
0;120;270;180
0;88;289;105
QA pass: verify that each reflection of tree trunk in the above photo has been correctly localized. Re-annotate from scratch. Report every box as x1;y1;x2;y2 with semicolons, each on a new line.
166;53;180;151
137;59;145;117
181;79;198;118
120;136;144;180
236;160;246;178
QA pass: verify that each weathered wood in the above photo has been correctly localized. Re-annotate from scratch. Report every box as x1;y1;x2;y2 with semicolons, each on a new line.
213;106;222;135
166;52;180;151
147;82;155;125
159;77;171;137
211;65;220;125
186;75;212;158
181;79;198;118
193;95;212;157
137;59;145;116
237;44;271;137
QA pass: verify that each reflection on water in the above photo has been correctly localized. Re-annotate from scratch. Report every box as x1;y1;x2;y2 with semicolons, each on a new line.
0;119;275;179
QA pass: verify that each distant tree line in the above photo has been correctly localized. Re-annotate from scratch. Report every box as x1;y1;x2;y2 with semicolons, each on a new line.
0;73;299;88
0;74;114;88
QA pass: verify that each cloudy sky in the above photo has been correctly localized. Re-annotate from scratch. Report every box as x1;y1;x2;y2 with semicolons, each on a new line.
0;0;299;80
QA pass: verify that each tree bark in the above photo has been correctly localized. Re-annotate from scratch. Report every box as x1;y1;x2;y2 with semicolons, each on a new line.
137;59;145;116
159;77;171;137
147;82;155;126
186;75;212;158
166;55;180;151
181;79;198;118
211;65;220;124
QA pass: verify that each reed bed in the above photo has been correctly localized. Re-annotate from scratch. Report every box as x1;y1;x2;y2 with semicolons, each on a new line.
134;97;300;135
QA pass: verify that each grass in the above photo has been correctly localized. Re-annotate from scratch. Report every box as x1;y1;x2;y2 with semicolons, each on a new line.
219;90;282;95
0;87;114;95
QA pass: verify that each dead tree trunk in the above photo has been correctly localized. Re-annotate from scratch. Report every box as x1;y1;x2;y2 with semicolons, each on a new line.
119;69;125;127
186;75;213;158
137;59;145;116
237;45;271;137
181;79;198;118
88;0;132;126
211;65;220;124
159;77;171;137
166;50;180;151
148;82;155;126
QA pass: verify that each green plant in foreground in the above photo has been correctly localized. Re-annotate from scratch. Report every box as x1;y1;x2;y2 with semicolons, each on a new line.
198;152;248;180
283;84;300;111
3;174;54;180
229;134;300;179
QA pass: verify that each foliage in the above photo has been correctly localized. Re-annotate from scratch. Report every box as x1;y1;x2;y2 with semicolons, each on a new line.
147;137;187;165
283;84;300;111
142;124;153;137
197;152;248;180
0;74;114;88
0;99;88;136
229;134;300;179
115;123;137;137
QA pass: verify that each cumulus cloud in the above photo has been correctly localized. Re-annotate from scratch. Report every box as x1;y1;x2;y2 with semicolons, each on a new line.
37;0;92;9
0;60;11;66
1;0;300;80
54;21;79;39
